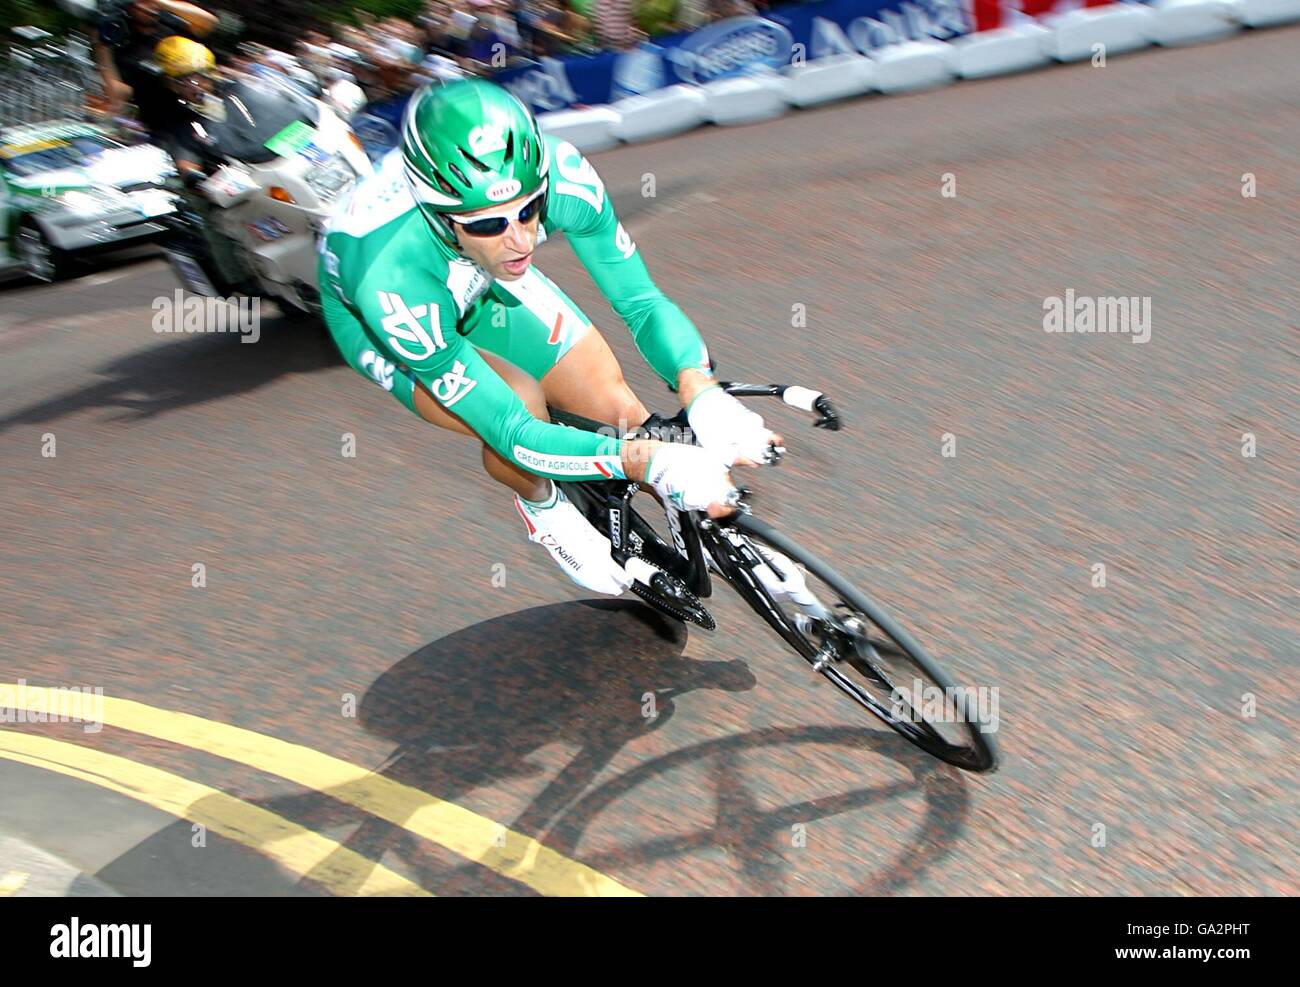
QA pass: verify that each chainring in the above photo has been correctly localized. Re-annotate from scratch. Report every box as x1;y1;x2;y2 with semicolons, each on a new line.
627;559;715;630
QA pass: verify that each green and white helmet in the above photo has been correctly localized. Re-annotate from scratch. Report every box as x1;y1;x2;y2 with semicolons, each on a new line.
401;79;550;250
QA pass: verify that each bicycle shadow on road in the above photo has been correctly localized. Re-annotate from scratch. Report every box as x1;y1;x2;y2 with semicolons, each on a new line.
78;598;969;895
0;312;342;435
342;598;968;894
355;599;757;828
534;723;969;896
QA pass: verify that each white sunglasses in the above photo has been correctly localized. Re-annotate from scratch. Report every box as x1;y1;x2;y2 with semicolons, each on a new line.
446;185;547;237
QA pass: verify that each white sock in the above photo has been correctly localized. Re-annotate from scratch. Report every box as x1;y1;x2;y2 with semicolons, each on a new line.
520;481;558;510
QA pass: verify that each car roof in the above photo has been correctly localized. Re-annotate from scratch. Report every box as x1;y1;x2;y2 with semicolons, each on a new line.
0;120;111;151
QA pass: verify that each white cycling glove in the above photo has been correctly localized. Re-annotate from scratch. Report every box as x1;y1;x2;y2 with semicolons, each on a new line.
686;385;779;467
645;444;738;513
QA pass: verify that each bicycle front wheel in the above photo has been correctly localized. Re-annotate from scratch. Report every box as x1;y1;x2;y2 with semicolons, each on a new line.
726;516;999;772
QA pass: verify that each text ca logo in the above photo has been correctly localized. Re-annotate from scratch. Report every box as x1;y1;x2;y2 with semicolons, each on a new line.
432;360;477;407
377;290;446;362
468;123;507;158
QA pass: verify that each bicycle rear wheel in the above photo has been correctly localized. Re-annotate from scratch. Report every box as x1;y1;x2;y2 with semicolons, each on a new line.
726;516;998;772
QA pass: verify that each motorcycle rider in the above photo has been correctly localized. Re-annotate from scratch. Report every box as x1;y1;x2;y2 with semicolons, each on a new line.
152;35;255;294
88;0;219;133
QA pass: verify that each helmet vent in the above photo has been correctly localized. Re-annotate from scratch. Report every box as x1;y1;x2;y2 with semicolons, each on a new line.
430;169;456;196
447;163;470;187
460;150;490;173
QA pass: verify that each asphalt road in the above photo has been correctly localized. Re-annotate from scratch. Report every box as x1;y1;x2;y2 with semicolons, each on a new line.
1;26;1296;896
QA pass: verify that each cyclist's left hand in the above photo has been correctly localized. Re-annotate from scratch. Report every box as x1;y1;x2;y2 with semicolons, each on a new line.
687;386;784;467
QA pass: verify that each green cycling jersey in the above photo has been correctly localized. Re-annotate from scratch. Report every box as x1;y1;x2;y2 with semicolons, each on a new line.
318;134;713;482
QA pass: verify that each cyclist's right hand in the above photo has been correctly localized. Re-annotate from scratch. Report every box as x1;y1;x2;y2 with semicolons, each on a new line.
643;443;739;517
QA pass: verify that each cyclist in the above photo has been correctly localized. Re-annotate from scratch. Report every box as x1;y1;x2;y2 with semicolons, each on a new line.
319;79;782;595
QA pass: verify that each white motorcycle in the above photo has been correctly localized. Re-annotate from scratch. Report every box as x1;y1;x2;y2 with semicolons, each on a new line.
162;76;389;318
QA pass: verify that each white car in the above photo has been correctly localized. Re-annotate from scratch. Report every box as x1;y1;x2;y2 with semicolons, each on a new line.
0;120;177;282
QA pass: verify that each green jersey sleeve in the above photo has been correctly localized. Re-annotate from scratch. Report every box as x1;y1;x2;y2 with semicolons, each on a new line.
348;277;627;482
543;136;713;389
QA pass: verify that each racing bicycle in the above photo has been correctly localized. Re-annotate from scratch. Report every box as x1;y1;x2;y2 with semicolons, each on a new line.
550;380;999;773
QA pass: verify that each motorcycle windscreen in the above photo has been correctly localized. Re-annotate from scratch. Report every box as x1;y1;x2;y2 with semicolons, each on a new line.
201;77;322;165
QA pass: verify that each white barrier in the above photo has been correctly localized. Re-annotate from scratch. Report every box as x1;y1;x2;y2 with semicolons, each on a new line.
533;3;1294;154
946;24;1052;79
702;72;790;125
1147;0;1242;44
612;84;709;143
536;106;622;152
782;54;876;108
1041;4;1155;61
872;39;956;94
1233;0;1300;25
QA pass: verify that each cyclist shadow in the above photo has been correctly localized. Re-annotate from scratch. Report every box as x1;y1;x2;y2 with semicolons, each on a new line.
83;596;757;896
84;598;969;896
357;599;757;824
345;598;968;895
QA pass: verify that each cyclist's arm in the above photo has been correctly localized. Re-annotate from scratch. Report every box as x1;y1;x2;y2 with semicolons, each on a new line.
91;30;129;115
349;285;635;482
546;140;717;399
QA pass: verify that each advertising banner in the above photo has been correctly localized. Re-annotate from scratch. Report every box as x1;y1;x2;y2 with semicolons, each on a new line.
498;0;975;113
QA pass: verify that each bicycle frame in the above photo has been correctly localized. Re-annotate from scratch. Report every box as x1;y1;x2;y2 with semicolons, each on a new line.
550;380;842;628
551;385;997;771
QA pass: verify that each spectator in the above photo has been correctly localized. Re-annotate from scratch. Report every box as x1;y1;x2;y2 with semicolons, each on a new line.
420;2;467;58
92;0;218;131
677;0;711;29
711;0;758;18
555;0;595;51
463;0;523;70
445;0;481;51
635;0;680;38
594;0;635;50
522;0;575;57
491;0;524;50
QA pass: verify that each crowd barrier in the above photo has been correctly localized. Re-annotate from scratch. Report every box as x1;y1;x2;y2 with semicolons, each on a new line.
521;0;1299;153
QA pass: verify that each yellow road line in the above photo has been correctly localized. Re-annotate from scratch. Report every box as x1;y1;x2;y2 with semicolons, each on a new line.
0;731;430;897
0;685;637;896
0;871;30;896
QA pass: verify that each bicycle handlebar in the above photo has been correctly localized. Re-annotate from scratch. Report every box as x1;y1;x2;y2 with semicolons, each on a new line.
718;381;842;431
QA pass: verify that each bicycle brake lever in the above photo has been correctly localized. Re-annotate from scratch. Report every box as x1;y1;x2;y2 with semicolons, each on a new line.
725;485;754;515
